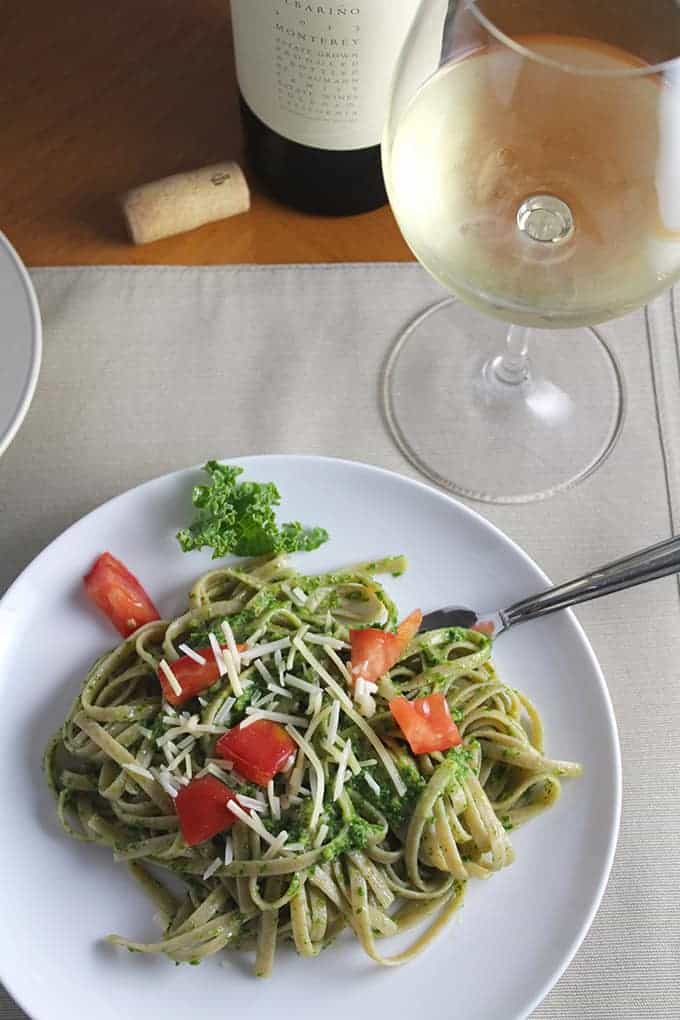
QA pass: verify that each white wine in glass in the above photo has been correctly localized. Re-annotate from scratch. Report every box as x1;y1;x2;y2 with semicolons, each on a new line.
382;0;680;502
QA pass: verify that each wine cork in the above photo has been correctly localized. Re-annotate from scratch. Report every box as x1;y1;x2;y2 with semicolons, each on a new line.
121;162;250;244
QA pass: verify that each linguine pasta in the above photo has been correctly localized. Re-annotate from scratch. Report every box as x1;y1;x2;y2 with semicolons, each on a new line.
45;554;580;975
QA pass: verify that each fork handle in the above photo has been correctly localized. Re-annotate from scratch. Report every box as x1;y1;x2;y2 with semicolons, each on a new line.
501;535;680;629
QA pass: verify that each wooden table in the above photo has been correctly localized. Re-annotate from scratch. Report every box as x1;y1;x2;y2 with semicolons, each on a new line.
2;0;413;268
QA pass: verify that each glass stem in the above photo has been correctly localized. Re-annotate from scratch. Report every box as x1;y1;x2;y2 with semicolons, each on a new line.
491;325;531;385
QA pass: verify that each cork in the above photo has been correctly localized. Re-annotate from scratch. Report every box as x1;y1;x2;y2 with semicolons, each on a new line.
121;162;250;244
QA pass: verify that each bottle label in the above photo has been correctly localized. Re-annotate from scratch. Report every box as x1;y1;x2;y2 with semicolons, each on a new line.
230;1;417;150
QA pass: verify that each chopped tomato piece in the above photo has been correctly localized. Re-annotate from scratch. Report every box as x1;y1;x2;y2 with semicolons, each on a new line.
396;609;423;647
175;775;237;846
472;620;495;637
158;642;247;706
350;608;423;685
350;628;401;686
215;719;296;786
83;552;160;637
389;693;462;755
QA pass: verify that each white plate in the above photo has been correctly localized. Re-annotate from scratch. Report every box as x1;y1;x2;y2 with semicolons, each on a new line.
0;232;42;457
0;456;621;1020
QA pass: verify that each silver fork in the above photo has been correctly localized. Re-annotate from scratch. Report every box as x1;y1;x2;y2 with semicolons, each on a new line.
420;535;680;636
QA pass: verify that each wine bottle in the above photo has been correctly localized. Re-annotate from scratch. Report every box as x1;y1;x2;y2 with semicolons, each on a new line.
229;1;418;216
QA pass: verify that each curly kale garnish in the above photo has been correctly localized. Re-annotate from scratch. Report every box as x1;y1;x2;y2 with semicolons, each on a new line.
177;461;329;560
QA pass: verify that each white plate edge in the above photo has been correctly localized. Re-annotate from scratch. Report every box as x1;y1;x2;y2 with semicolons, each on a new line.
0;232;43;458
0;453;623;1020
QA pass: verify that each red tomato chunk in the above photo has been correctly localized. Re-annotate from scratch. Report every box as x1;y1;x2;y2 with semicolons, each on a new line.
216;719;296;786
84;552;160;637
389;693;462;755
158;643;246;706
396;609;423;647
175;776;237;846
349;609;423;686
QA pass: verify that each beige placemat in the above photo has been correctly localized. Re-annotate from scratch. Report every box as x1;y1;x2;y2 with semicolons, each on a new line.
1;265;679;1019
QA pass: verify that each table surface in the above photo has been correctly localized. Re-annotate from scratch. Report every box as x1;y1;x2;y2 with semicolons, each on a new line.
3;264;680;1020
3;0;413;267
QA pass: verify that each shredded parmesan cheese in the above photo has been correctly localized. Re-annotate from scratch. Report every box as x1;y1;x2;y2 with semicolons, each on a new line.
313;823;329;848
220;620;242;673
267;682;290;699
159;659;182;697
292;637;406;797
151;767;179;800
203;857;222;880
241;637;291;664
282;673;318;695
204;762;233;783
167;748;190;773
158;722;227;748
263;830;289;859
208;633;228;677
162;743;176;765
243;708;308;728
267;780;281;820
222;649;243;697
285;725;325;829
333;739;353;801
254;658;274;684
363;771;381;796
226;800;279;845
236;793;268;814
224;835;234;865
309;690;323;719
178;644;207;666
327;700;340;747
288;627;307;671
274;648;284;680
214;696;235;726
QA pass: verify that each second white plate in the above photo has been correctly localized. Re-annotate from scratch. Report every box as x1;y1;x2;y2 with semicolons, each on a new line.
0;232;41;458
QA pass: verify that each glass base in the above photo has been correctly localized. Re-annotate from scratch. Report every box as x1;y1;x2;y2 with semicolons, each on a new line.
383;298;625;504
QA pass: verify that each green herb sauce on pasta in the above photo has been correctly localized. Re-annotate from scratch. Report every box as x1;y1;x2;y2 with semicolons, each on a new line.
45;554;580;975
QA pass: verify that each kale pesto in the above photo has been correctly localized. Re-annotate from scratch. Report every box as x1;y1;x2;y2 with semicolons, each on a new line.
46;548;580;977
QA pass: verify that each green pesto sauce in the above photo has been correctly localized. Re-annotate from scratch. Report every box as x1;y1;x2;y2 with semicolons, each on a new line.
285;797;317;845
352;759;426;830
149;713;166;742
320;817;376;863
287;874;302;897
244;589;286;618
502;748;522;761
444;743;476;778
187;606;262;648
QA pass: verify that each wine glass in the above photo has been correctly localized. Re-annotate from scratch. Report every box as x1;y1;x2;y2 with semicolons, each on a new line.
382;0;680;502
